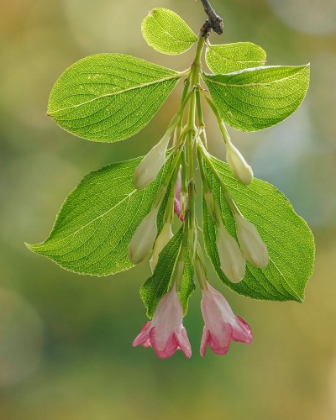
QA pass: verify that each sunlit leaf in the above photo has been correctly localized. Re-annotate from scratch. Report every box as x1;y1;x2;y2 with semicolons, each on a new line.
26;155;173;276
142;8;198;55
203;154;315;302
48;54;184;142
203;65;310;132
206;42;266;74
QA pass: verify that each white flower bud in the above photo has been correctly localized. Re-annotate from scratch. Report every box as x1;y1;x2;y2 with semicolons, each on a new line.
226;140;254;185
234;214;269;268
133;134;170;190
216;222;246;283
150;222;173;273
128;207;159;264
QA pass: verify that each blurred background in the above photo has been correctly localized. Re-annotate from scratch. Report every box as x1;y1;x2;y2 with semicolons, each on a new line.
0;0;335;419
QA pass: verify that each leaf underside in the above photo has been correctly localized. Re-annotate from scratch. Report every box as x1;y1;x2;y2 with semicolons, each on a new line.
141;8;198;55
203;155;315;302
48;54;183;142
206;42;266;74
203;65;310;132
26;155;173;276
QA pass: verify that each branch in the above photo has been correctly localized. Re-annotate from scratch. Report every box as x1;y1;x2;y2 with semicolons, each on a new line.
200;0;224;37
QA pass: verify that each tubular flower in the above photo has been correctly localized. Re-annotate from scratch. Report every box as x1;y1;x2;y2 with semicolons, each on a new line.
133;133;170;190
216;221;246;283
133;286;191;359
200;283;252;357
128;206;159;264
226;139;254;185
150;222;173;273
234;214;269;268
174;167;188;221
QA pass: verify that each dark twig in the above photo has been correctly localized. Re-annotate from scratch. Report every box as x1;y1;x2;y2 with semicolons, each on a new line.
200;0;224;37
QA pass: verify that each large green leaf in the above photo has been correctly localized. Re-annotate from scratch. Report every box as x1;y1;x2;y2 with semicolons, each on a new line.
26;156;173;276
203;155;315;302
206;42;266;74
47;54;184;142
140;227;195;318
141;8;198;55
203;65;310;132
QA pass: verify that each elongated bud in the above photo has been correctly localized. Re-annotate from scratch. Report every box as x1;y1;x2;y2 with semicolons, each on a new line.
150;222;173;273
174;167;188;221
234;214;269;268
216;222;246;283
133;134;170;190
226;140;253;185
128;207;159;264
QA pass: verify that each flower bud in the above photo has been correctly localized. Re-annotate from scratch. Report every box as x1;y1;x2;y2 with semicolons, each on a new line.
150;222;173;273
234;214;269;268
133;134;170;190
128;207;159;264
216;222;246;283
226;140;253;185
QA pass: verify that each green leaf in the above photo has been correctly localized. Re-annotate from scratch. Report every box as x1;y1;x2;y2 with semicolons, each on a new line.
206;42;266;74
26;155;173;276
178;235;196;316
140;228;183;318
203;65;310;132
141;8;198;55
203;155;315;302
47;54;184;142
140;227;195;318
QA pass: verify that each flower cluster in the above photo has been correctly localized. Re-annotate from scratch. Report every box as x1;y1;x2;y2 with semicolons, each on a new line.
127;107;268;358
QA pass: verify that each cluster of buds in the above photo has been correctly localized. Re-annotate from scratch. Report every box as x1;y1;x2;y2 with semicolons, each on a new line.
127;86;269;359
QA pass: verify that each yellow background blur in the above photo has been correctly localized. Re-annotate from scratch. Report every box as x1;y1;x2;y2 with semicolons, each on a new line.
1;0;336;419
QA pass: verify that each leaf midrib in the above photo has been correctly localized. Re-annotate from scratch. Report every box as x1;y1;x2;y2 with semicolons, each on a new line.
48;72;186;115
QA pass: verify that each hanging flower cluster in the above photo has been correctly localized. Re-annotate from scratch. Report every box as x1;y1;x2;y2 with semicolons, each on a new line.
27;6;314;361
128;87;268;357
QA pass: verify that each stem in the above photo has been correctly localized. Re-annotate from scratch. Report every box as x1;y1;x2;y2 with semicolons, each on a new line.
201;90;231;145
200;0;224;36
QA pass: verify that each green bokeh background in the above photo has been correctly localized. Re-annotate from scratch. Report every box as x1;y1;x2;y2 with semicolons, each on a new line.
1;0;336;419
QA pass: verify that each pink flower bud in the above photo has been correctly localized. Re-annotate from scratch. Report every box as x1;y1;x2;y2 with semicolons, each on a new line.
133;286;191;359
216;222;246;283
226;140;253;185
234;214;269;268
128;207;159;264
200;283;252;357
174;167;188;221
133;134;170;190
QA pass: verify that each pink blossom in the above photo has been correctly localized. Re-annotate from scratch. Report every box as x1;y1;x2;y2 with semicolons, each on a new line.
174;167;187;222
133;286;191;359
200;283;252;357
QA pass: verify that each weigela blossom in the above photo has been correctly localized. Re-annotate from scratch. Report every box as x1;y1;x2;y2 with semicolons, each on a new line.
133;133;170;190
234;214;269;268
226;139;254;185
216;221;246;283
133;285;191;359
128;206;159;264
200;283;252;356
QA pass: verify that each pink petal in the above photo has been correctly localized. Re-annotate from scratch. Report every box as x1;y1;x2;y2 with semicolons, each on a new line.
174;197;185;222
232;316;252;344
200;327;210;357
149;327;179;359
175;328;192;358
207;323;233;355
132;322;152;347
